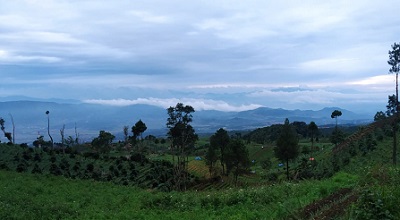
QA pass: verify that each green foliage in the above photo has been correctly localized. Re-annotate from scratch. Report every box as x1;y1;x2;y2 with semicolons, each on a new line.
330;128;345;145
209;128;230;175
131;119;147;141
274;118;299;180
374;111;387;121
224;138;250;184
91;130;115;153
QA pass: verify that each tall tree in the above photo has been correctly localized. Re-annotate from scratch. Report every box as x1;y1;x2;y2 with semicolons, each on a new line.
209;128;230;175
308;121;318;155
131;119;147;152
166;103;198;191
205;144;219;177
224;138;250;185
45;111;54;148
388;42;400;165
331;110;343;147
331;110;342;128
274;118;299;180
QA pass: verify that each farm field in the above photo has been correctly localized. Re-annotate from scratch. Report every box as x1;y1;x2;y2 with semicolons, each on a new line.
1;117;400;219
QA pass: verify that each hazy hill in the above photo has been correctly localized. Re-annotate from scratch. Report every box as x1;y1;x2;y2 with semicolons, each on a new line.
0;100;372;143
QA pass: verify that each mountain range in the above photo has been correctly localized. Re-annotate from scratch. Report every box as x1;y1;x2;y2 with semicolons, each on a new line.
0;99;373;144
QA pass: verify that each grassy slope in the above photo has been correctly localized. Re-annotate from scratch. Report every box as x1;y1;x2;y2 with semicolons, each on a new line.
1;129;400;219
0;170;358;220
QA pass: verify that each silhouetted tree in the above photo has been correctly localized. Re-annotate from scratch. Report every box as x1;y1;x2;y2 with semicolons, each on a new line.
132;119;147;140
308;121;318;155
210;128;230;175
225;138;250;185
132;119;147;152
45;111;54;148
388;42;400;164
166;103;198;191
0;117;12;143
205;144;218;177
374;111;387;121
331;110;342;128
331;110;343;147
274;118;299;180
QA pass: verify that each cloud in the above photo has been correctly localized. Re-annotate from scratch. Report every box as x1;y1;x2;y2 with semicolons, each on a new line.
129;10;172;24
0;49;62;63
83;98;262;112
0;0;399;115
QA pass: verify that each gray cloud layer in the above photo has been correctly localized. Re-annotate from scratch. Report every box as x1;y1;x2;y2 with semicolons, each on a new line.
0;0;398;113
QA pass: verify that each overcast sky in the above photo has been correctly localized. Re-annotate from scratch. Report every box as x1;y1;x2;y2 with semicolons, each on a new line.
0;0;399;114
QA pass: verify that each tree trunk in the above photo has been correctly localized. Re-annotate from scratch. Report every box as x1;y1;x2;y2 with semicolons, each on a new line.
286;158;289;181
9;114;15;144
47;116;54;149
395;72;399;165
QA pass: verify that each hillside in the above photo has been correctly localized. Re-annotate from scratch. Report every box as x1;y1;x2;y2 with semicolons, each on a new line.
0;116;400;219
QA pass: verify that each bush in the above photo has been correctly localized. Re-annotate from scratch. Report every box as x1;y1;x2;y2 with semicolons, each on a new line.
354;189;394;220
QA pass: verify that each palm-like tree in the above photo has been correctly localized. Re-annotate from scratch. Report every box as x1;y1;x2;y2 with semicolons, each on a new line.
46;111;54;148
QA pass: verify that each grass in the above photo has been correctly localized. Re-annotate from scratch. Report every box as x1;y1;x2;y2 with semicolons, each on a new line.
2;123;400;219
0;170;359;219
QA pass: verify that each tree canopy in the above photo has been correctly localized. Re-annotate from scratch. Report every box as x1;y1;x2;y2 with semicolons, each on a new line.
274;118;299;180
209;128;230;175
166;103;198;190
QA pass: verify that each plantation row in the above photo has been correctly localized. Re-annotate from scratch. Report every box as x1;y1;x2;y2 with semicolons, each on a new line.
0;144;199;191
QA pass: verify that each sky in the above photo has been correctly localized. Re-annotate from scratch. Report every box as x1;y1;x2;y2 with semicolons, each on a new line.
0;0;399;114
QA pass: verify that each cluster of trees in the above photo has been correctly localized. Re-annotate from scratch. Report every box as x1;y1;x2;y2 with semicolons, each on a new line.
205;128;250;185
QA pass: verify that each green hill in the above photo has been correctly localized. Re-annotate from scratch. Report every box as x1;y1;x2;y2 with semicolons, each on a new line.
1;118;400;219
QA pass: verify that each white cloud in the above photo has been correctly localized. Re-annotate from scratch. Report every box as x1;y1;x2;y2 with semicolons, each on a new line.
129;10;172;24
83;98;262;112
0;49;62;63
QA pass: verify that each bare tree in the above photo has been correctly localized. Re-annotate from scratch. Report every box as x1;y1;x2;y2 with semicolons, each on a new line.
46;111;54;148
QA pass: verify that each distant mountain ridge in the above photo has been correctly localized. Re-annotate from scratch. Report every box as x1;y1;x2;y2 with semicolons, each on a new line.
0;100;372;144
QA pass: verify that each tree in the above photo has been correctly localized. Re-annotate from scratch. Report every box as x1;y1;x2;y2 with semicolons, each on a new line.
9;114;15;144
387;95;398;165
0;117;12;143
386;95;397;117
123;126;129;144
132;119;147;140
205;144;218;177
60;124;65;153
331;110;342;128
209;128;230;175
224;138;250;185
166;103;198;191
374;111;387;121
331;110;343;147
274;118;299;180
308;121;318;155
131;120;147;152
388;42;400;165
45;111;54;148
91;130;115;153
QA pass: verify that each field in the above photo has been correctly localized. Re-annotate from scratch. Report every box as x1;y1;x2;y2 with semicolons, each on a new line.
1;119;400;219
0;170;360;219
